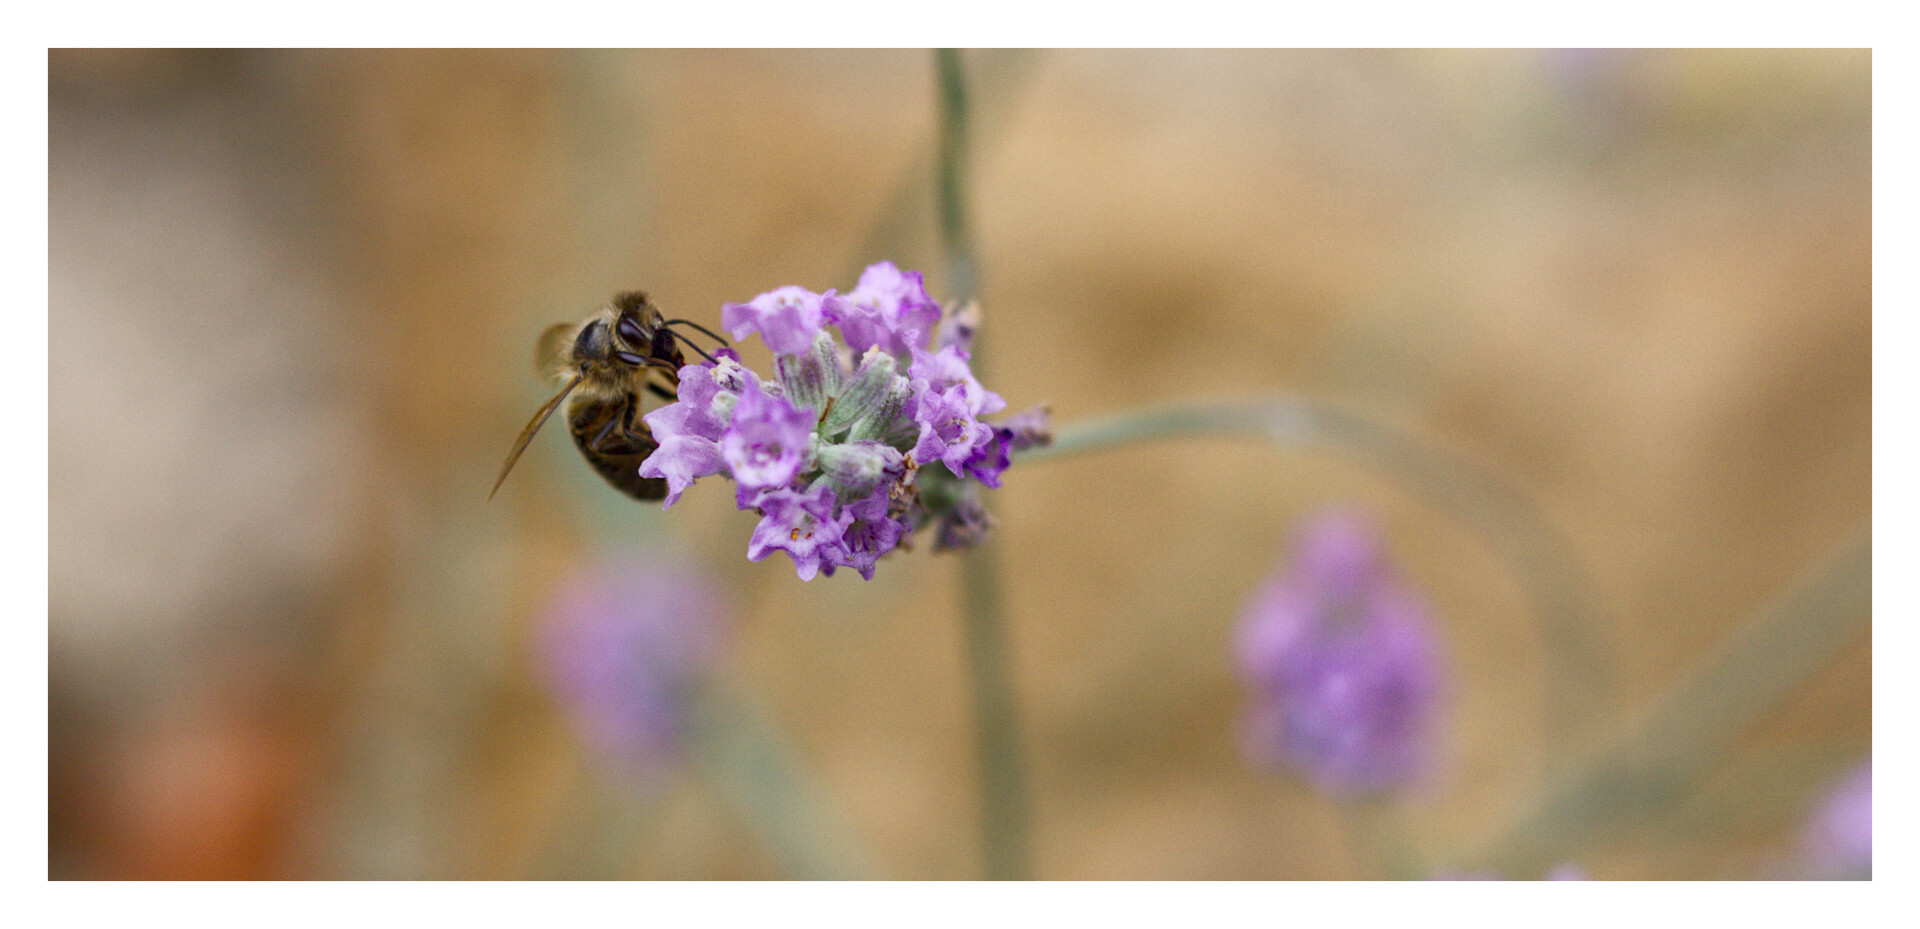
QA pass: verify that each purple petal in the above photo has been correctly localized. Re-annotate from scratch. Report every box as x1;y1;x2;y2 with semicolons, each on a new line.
639;402;729;508
721;285;831;356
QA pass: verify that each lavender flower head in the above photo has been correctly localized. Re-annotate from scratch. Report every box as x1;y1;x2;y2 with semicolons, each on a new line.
1234;510;1447;797
1799;759;1871;879
538;551;723;776
639;262;1047;581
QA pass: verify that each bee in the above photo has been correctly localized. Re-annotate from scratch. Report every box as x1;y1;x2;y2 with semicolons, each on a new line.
490;291;728;502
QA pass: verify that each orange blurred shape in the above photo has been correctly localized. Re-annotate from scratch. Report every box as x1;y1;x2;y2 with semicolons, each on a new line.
97;697;315;880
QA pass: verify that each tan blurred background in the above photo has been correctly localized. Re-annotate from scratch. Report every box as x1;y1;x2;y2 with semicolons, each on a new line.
47;48;1869;879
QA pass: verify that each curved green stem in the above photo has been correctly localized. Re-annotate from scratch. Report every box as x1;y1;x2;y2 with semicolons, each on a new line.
1022;395;1611;752
687;683;882;880
1461;526;1869;875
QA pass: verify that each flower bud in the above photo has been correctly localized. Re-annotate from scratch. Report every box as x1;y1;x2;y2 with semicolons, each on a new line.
821;348;903;437
775;329;844;415
814;440;906;503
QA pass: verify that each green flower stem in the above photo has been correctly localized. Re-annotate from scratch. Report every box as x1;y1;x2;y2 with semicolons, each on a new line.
1460;527;1870;876
686;683;881;879
520;758;659;880
938;47;1033;881
937;47;978;304
1022;395;1611;753
845;51;1043;285
958;532;1034;880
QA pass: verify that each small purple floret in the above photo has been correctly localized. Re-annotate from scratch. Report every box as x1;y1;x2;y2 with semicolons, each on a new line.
829;261;943;358
839;487;910;580
912;383;995;477
722;285;831;356
998;405;1053;452
746;484;852;582
910;345;1006;416
721;381;814;493
932;486;996;551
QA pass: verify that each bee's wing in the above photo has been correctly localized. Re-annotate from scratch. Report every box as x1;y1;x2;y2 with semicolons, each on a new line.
535;322;578;381
490;374;582;501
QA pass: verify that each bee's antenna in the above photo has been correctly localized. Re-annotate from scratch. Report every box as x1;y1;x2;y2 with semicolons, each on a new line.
662;318;730;348
661;328;720;365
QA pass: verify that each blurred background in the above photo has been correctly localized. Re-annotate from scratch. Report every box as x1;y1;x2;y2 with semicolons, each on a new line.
47;48;1870;880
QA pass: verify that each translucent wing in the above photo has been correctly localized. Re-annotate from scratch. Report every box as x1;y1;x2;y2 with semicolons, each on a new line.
535;322;578;381
489;375;582;501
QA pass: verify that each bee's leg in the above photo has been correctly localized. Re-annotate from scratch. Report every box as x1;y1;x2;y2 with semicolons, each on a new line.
645;381;677;403
618;395;662;453
587;413;621;452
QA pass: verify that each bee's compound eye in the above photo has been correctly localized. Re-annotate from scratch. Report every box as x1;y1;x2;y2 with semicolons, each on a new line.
616;314;648;346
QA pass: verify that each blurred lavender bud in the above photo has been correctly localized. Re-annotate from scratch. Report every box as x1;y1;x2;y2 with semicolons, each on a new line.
933;298;982;356
1799;759;1871;879
931;483;996;552
999;405;1053;453
815;439;906;503
1234;510;1447;797
538;552;724;778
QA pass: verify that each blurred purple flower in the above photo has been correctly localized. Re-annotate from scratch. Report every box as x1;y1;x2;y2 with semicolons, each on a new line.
539;552;724;775
997;405;1053;453
1799;759;1871;879
1235;510;1447;797
931;483;996;551
1546;863;1588;880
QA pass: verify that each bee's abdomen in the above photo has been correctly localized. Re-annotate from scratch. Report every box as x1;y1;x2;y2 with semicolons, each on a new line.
568;394;668;501
577;441;670;501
